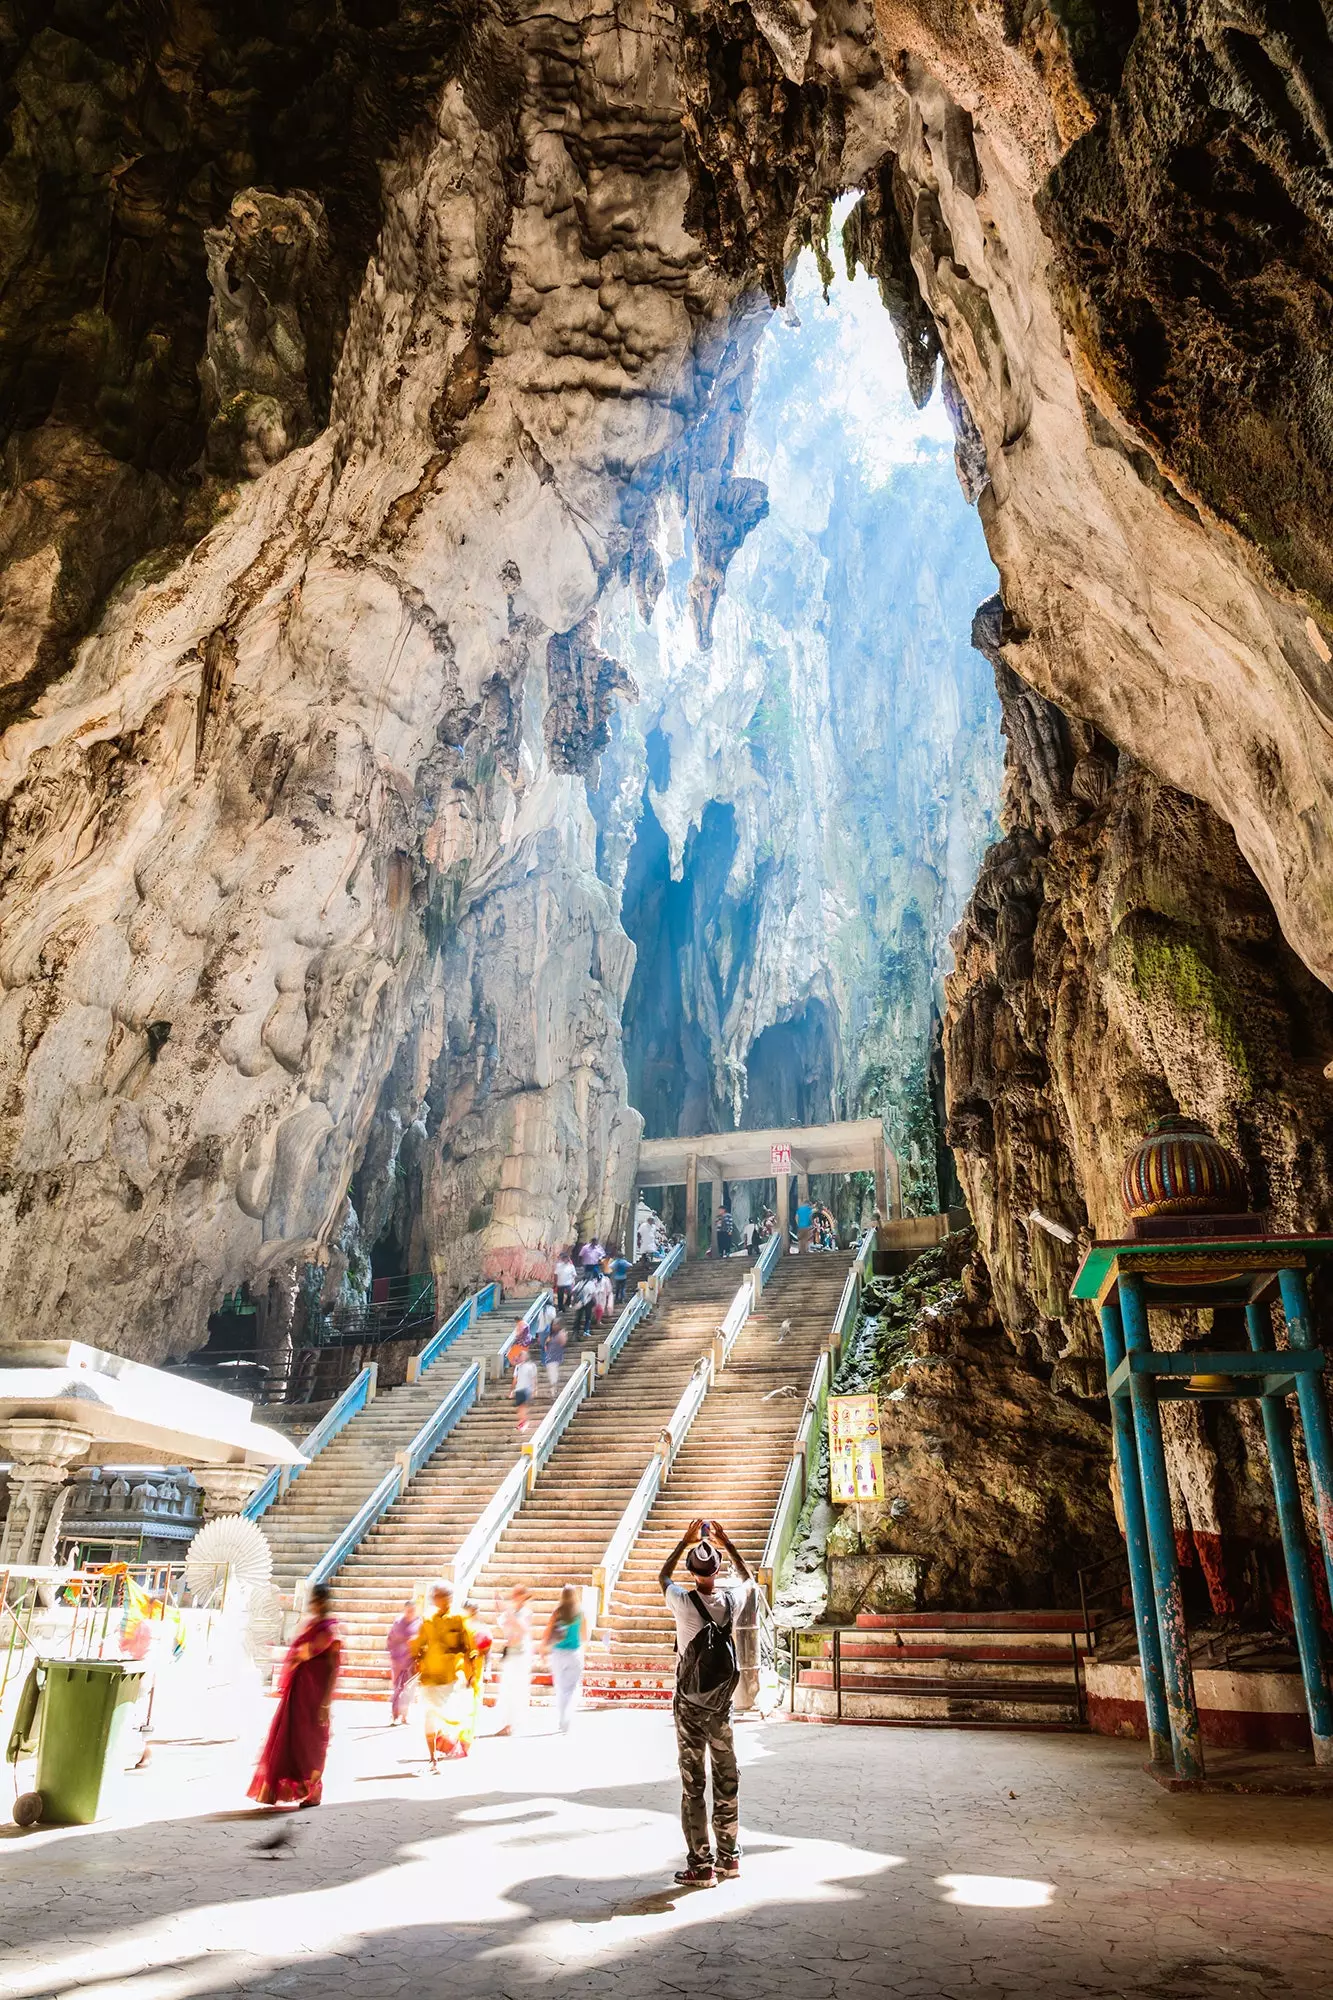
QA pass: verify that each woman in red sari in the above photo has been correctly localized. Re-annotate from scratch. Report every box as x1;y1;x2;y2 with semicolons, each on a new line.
249;1584;341;1808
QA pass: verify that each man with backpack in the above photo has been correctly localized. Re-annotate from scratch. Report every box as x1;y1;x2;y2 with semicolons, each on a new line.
659;1516;752;1886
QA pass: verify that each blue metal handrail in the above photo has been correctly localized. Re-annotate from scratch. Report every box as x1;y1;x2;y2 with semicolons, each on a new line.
408;1279;499;1382
299;1362;483;1596
492;1288;552;1370
451;1461;529;1602
657;1239;685;1284
599;1293;645;1372
244;1362;375;1521
524;1356;594;1483
305;1467;402;1593
400;1362;483;1482
756;1229;782;1287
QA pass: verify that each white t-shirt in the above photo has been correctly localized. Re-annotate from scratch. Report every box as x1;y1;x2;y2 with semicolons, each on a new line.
555;1260;576;1288
514;1360;537;1397
664;1579;749;1651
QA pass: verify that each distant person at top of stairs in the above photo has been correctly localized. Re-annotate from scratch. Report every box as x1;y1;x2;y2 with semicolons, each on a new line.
716;1208;735;1258
610;1251;632;1304
795;1201;813;1253
554;1252;577;1311
635;1202;669;1260
577;1236;604;1270
659;1519;752;1886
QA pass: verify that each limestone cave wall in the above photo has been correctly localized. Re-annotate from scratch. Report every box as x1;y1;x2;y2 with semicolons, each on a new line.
6;0;1333;1393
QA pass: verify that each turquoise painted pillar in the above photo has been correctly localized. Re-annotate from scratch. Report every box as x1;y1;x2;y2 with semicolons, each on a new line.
1247;1302;1333;1765
1276;1267;1333;1607
1100;1302;1172;1765
1118;1272;1203;1779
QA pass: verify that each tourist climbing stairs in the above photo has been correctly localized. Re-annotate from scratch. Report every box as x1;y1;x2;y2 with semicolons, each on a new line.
465;1261;743;1663
257;1293;539;1605
591;1251;854;1703
790;1612;1093;1728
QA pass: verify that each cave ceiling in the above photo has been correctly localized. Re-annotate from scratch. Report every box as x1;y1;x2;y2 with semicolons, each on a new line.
2;0;1333;1358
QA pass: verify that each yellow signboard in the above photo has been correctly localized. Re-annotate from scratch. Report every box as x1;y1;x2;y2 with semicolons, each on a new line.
828;1392;884;1504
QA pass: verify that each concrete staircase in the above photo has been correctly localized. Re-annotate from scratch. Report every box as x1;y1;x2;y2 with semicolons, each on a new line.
332;1368;543;1696
591;1251;853;1702
258;1295;536;1602
466;1260;743;1655
792;1612;1092;1728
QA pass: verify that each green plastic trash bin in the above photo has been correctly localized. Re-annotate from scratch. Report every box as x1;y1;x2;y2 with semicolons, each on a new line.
33;1660;146;1825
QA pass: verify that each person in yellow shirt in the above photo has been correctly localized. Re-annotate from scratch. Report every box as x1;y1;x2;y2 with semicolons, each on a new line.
411;1582;489;1766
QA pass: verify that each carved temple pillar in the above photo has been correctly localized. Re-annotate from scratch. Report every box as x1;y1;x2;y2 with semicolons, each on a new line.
0;1422;92;1566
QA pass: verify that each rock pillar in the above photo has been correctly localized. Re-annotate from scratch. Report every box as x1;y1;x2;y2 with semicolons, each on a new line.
194;1466;268;1520
872;1133;891;1222
0;1422;92;1566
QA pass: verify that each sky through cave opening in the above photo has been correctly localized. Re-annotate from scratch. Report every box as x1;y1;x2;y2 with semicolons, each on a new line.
597;203;1003;1218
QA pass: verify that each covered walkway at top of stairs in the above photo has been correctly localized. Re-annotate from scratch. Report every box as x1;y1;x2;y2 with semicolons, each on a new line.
633;1117;901;1253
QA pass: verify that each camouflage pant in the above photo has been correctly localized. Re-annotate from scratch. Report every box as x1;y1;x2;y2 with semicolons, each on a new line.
673;1695;739;1866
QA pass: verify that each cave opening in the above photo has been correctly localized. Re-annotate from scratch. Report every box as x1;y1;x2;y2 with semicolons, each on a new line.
606;196;1002;1213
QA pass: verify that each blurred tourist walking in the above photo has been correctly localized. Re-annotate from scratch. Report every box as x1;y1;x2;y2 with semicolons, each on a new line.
554;1250;577;1311
512;1341;538;1435
248;1582;341;1808
541;1311;567;1399
385;1598;419;1725
544;1586;586;1733
494;1585;533;1736
412;1582;490;1767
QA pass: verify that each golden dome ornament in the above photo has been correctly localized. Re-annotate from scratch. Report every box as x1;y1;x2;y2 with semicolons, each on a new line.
1121;1115;1249;1224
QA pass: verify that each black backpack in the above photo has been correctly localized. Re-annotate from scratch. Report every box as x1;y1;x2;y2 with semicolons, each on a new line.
676;1590;739;1707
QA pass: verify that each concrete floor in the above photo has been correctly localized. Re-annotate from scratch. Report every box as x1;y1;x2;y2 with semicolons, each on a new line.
2;1703;1331;1999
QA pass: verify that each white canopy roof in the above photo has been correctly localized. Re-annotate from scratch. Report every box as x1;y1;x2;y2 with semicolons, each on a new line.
0;1341;306;1469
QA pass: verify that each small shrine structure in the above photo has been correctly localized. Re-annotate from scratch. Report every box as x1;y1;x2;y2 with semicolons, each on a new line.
1072;1116;1333;1782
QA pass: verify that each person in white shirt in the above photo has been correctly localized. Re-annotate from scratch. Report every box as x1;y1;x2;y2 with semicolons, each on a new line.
554;1254;577;1311
659;1518;752;1885
512;1353;537;1435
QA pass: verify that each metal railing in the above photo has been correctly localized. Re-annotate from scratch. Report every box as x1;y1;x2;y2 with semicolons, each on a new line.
714;1278;753;1370
590;1355;713;1626
299;1362;483;1600
439;1260;687;1619
488;1289;552;1371
450;1461;529;1603
407;1280;499;1383
399;1364;482;1483
599;1293;646;1373
755;1229;783;1288
244;1362;376;1521
1076;1549;1130;1650
777;1621;1087;1724
524;1357;594;1484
